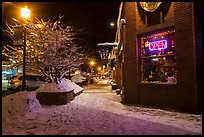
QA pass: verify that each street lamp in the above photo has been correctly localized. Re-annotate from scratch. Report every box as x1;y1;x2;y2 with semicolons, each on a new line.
89;60;95;84
89;60;95;75
89;60;95;73
110;22;115;27
98;67;101;71
21;7;31;18
21;6;30;91
90;61;95;66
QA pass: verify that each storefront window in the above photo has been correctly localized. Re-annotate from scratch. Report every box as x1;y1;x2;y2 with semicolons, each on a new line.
139;28;177;84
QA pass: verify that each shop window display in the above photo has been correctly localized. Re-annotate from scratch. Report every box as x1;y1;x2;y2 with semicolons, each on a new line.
139;28;177;84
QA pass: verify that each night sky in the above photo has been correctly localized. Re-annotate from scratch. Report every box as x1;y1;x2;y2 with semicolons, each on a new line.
2;2;121;61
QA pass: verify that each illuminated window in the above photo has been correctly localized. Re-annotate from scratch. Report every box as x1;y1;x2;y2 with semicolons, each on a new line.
139;27;177;84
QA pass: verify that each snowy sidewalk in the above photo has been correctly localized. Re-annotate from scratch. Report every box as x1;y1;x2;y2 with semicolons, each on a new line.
83;79;122;104
2;79;202;135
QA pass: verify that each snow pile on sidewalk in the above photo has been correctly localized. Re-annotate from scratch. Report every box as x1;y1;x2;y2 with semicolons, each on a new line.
62;78;84;95
34;80;73;93
2;91;42;121
2;78;84;121
33;78;83;105
33;78;83;95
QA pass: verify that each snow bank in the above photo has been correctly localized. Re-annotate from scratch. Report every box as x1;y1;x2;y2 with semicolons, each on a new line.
62;78;84;95
2;91;42;121
33;78;83;95
2;78;84;121
33;78;84;105
34;82;73;93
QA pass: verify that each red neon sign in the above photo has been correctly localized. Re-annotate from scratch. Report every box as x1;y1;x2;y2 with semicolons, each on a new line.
149;40;167;51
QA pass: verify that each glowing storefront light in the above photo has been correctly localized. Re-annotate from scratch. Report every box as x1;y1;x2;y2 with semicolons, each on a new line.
149;40;167;51
152;58;157;62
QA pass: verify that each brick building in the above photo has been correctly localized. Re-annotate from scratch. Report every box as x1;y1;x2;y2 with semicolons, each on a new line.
110;2;202;114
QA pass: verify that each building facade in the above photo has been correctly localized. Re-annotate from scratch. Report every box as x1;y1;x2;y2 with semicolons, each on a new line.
111;2;202;114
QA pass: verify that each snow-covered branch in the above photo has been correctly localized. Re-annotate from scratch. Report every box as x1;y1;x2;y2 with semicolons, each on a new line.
3;16;87;84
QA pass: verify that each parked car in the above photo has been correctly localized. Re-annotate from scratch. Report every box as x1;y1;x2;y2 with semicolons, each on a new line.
71;74;87;87
7;75;18;84
7;74;46;92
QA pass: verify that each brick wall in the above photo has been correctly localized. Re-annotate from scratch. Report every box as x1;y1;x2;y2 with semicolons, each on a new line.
174;2;197;113
120;2;201;113
123;2;139;103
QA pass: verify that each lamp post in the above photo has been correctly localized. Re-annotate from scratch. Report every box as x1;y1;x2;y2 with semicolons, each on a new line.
89;60;95;74
89;60;95;84
110;22;115;27
97;67;101;71
97;66;101;75
20;6;30;91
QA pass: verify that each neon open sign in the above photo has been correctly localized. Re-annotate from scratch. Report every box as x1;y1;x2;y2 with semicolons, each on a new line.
149;40;167;51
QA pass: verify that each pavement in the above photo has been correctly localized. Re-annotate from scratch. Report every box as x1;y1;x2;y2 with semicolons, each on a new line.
83;78;122;103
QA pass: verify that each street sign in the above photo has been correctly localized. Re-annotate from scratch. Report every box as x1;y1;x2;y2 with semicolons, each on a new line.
97;42;118;60
13;26;24;46
98;49;109;60
139;2;162;12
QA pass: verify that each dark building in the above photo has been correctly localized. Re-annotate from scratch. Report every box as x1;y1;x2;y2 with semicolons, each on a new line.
110;2;202;114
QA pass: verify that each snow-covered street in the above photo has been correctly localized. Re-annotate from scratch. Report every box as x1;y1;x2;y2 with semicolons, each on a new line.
2;79;202;135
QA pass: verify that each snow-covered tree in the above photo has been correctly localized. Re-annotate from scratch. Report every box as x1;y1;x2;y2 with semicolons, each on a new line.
3;16;87;84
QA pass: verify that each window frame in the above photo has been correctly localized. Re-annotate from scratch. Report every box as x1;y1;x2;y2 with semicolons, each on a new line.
138;27;177;85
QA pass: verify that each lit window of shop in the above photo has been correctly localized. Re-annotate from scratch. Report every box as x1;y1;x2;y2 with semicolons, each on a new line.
139;27;177;84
